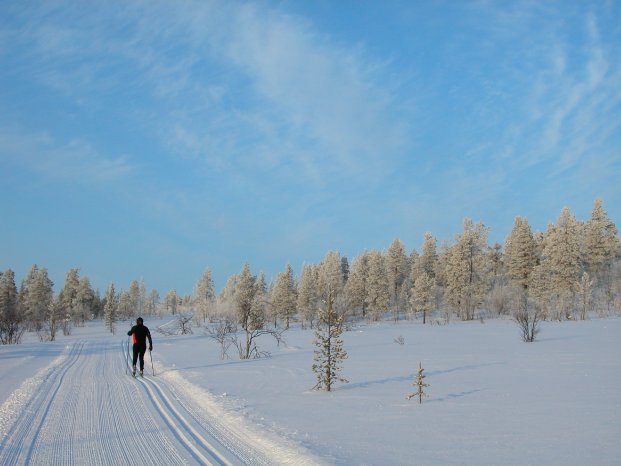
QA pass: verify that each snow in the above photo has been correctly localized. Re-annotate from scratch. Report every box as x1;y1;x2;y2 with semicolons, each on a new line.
1;316;620;465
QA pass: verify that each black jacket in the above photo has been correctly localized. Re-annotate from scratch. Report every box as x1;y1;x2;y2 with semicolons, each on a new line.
128;324;153;349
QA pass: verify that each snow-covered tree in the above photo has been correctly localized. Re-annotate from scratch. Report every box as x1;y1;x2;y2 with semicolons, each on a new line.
193;268;216;323
505;217;537;290
270;263;297;329
584;199;619;312
59;268;80;332
312;288;348;391
445;219;489;320
386;238;409;320
365;251;389;321
406;362;429;404
575;271;594;320
411;272;434;324
417;233;438;279
317;251;345;302
104;283;118;334
345;252;369;318
536;207;582;319
118;291;132;321
146;289;160;316
0;269;24;344
297;264;319;328
74;276;95;326
165;289;178;315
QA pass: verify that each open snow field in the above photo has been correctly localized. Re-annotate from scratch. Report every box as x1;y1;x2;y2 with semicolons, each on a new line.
1;316;620;465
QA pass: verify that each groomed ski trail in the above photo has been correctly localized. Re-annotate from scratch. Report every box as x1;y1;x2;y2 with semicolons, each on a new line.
0;339;279;465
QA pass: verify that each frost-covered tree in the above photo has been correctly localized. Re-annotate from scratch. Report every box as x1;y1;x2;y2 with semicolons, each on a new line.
584;199;619;311
445;219;489;320
312;288;347;392
19;265;55;330
411;272;434;324
365;250;389;321
165;289;178;315
536;207;582;319
118;291;132;321
59;268;80;332
146;289;160;316
270;263;297;329
505;217;537;291
297;264;319;328
0;269;24;344
193;268;216;323
584;199;619;277
233;264;281;359
345;252;369;318
74;276;95;326
386;238;409;320
317;251;345;302
104;283;118;334
417;233;438;279
575;271;594;320
406;362;429;404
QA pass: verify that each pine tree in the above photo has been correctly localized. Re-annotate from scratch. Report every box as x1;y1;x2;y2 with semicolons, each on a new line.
59;268;80;332
270;263;297;329
104;283;118;334
317;251;344;302
445;219;489;320
406;362;429;404
0;269;23;344
345;252;369;318
418;233;438;279
297;264;319;328
75;276;95;326
505;217;537;291
386;239;409;321
539;207;582;319
584;199;619;311
365;251;390;321
411;272;434;324
312;288;348;391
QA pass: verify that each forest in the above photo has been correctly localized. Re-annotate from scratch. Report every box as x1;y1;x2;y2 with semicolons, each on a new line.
1;198;619;345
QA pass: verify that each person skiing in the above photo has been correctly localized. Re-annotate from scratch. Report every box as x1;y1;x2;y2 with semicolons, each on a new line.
127;317;152;377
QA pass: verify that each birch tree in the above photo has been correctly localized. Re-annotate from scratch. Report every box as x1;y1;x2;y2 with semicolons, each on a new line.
193;268;216;322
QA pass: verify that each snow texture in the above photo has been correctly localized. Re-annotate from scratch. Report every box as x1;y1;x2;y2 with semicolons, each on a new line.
0;317;619;465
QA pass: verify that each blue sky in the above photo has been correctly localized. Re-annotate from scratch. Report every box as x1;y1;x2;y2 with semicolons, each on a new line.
1;0;620;296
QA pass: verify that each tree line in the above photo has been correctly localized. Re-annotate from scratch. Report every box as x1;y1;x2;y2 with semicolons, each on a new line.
1;198;619;345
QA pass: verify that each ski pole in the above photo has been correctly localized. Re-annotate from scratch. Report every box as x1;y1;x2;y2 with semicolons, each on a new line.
149;349;155;376
127;336;131;374
124;339;128;375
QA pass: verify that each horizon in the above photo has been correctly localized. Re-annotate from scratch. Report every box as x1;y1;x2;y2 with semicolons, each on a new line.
2;1;620;295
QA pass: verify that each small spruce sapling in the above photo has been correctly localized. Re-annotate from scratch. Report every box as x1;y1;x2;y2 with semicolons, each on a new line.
406;362;429;404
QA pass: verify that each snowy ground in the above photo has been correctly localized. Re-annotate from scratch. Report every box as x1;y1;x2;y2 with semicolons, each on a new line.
1;316;620;465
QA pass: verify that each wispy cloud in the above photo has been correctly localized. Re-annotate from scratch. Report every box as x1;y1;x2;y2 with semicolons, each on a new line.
0;127;132;184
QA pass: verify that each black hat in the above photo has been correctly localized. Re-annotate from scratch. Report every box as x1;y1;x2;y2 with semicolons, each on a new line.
136;317;144;324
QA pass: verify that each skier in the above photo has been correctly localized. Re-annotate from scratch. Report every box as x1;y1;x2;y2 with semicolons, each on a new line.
127;317;153;377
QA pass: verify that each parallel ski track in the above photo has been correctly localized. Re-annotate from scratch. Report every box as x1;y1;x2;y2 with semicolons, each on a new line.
0;338;274;466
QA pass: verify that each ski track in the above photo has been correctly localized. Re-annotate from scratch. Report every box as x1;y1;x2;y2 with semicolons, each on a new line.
0;339;272;466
